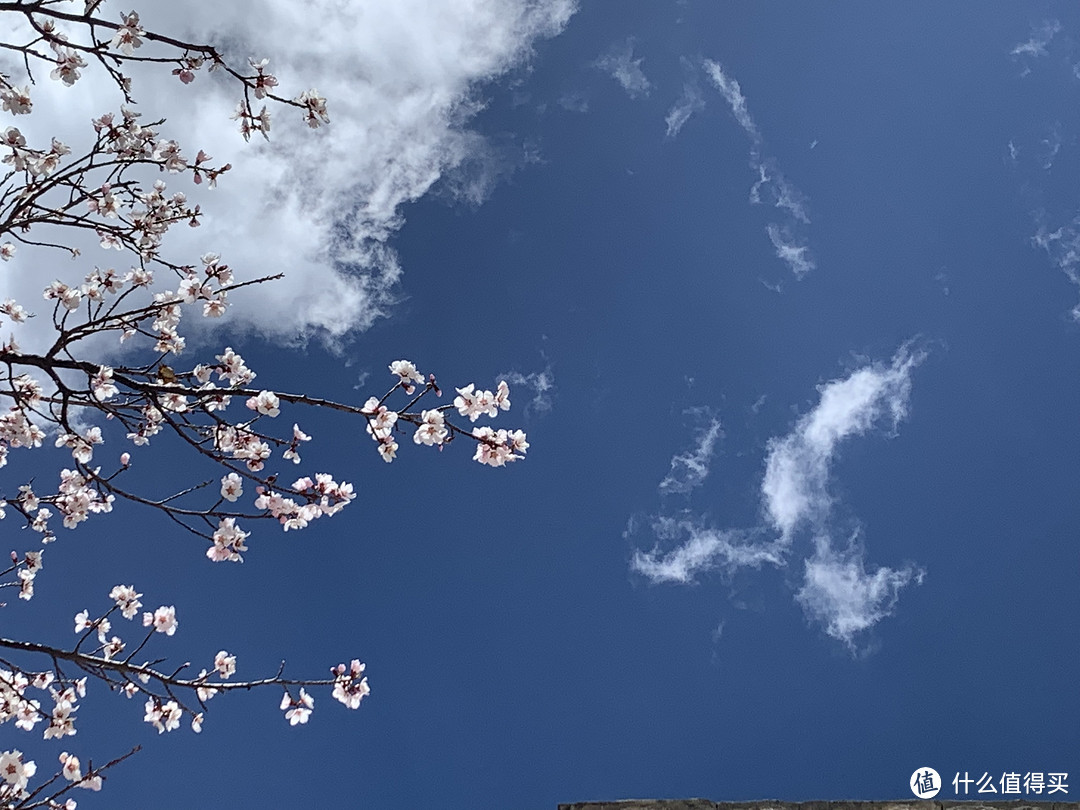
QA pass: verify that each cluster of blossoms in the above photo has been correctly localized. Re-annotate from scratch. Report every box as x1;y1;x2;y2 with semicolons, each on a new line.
0;668;87;762
454;381;529;466
0;381;46;469
59;751;103;792
227;57;328;138
279;689;313;725
143;697;183;733
360;361;528;467
0;681;118;800
3;471;114;552
213;425;272;471
1;125;69;176
452;380;512;422
470;426;530;468
109;11;145;57
48;22;90;87
0;667;54;734
0;749;36;803
230;99;271;141
55;469;115;529
126;178;203;259
207;517;249;562
0;82;31;116
279;659;370;725
253;473;354;532
331;659;370;710
55;429;104;465
91;106;220;196
8;549;43;601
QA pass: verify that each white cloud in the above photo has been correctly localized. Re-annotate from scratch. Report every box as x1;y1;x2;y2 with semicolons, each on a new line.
751;161;810;224
630;518;779;584
1039;122;1063;170
664;84;705;138
702;59;759;143
631;345;927;652
1032;216;1080;317
765;224;815;279
0;0;576;353
796;536;924;651
557;92;589;113
702;58;813;279
594;39;651;98
497;363;555;416
1011;19;1061;58
761;346;923;541
658;412;722;495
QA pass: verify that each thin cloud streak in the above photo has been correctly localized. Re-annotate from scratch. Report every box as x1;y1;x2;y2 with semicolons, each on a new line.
1011;19;1061;58
497;364;556;417
594;39;651;98
702;59;759;143
630;519;779;584
766;224;815;279
665;83;705;138
1032;216;1080;319
702;58;813;280
751;161;810;224
659;414;722;495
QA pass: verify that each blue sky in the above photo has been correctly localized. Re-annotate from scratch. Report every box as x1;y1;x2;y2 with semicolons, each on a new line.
4;0;1079;807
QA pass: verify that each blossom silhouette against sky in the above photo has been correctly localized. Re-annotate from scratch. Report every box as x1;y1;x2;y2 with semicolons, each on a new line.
2;1;1078;807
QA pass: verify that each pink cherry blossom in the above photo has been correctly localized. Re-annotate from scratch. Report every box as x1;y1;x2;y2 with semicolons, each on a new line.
143;605;177;636
280;688;313;725
413;409;448;446
109;585;142;619
214;651;236;679
220;472;243;502
246;390;280;417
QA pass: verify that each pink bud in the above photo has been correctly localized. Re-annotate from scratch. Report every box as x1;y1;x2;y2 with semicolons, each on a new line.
120;452;130;466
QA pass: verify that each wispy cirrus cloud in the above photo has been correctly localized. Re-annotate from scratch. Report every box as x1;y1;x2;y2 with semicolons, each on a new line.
702;59;759;143
752;160;810;224
594;39;651;99
1032;216;1080;318
630;344;927;652
658;410;722;495
1039;122;1063;170
631;518;779;584
1006;20;1080;319
701;59;814;281
1011;19;1061;58
766;224;815;279
497;361;556;417
665;83;705;139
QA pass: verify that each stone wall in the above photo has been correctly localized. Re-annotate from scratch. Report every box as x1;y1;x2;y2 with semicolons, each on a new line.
558;801;1080;810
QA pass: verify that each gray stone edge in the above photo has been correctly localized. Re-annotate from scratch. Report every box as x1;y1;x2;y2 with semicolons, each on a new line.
557;801;1080;810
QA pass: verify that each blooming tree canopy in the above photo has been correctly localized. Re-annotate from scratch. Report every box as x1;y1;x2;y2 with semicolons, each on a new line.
0;2;528;805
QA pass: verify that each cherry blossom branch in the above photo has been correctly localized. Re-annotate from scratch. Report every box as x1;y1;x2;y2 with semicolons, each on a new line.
0;588;371;739
0;3;527;805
